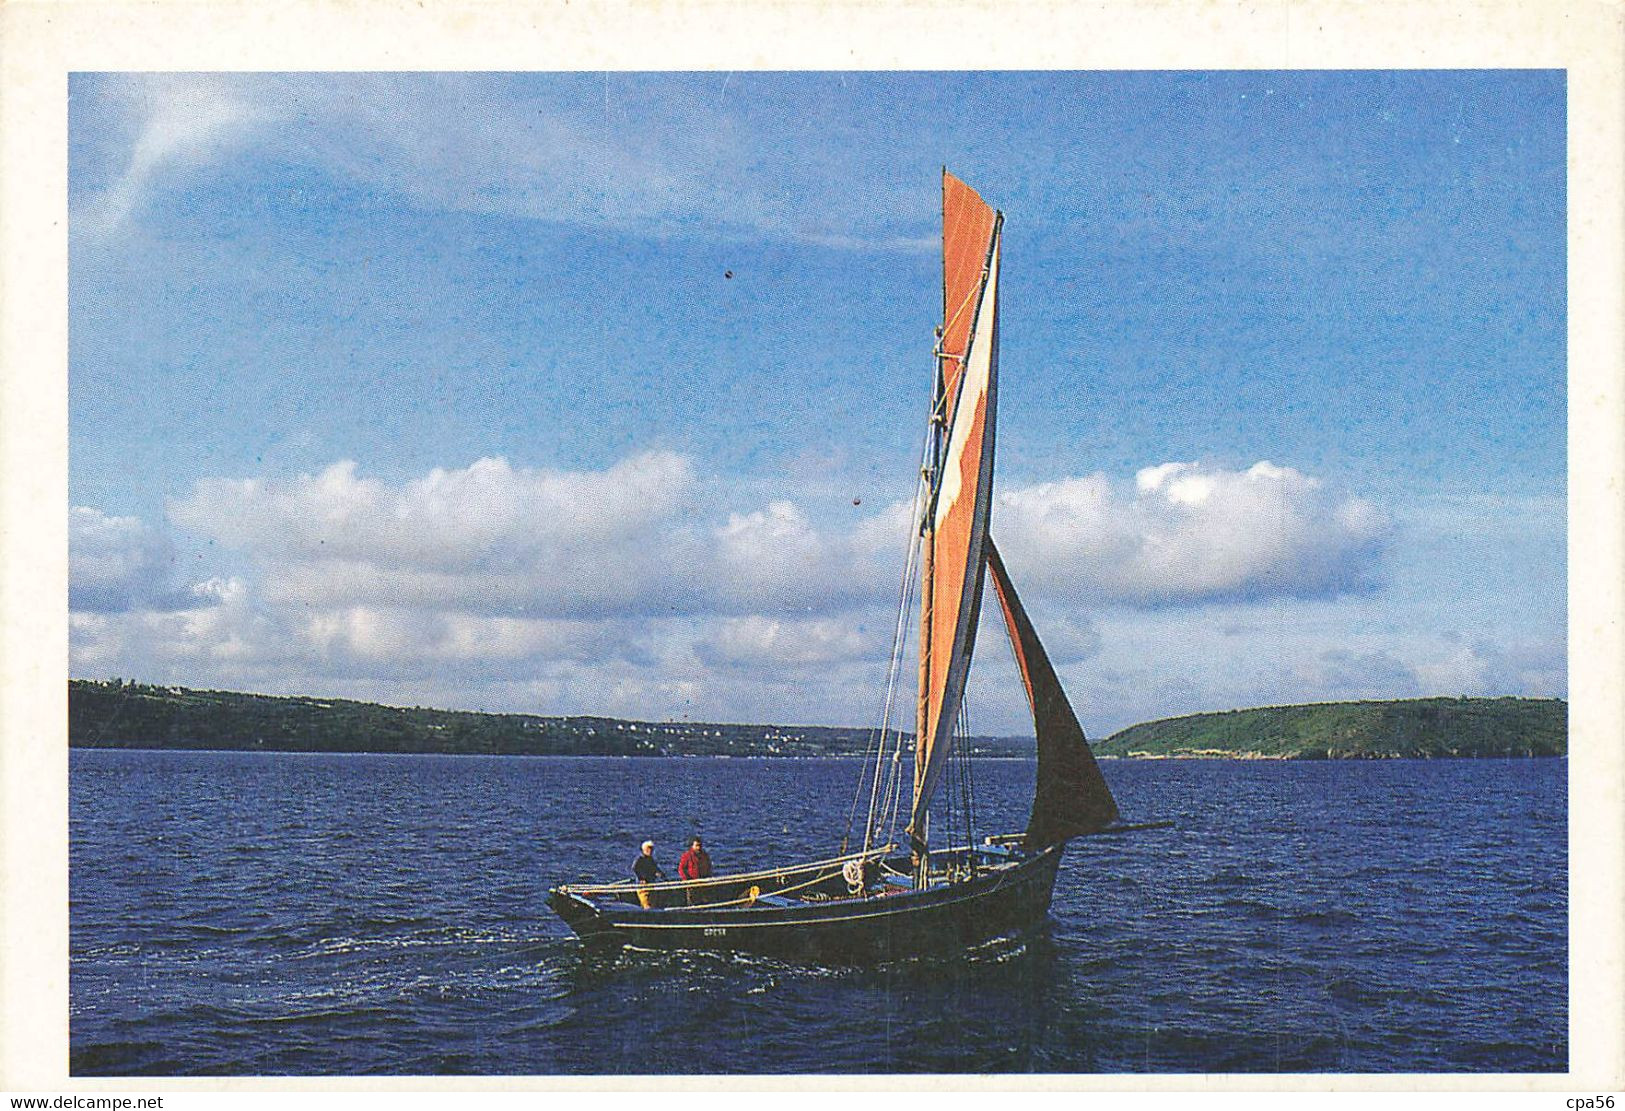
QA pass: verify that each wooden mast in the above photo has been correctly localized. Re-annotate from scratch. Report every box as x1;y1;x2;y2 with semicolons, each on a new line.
912;169;948;879
915;514;934;877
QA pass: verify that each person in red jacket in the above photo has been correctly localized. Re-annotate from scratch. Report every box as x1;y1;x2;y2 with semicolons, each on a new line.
678;836;713;904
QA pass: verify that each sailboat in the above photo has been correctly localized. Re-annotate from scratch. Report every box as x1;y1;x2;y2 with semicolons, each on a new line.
549;171;1158;961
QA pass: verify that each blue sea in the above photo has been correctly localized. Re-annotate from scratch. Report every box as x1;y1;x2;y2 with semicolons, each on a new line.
69;750;1566;1075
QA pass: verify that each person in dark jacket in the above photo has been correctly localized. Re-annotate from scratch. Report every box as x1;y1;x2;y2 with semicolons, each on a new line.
678;837;713;904
633;840;664;908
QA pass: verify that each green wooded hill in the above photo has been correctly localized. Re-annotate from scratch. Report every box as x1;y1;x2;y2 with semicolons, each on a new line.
66;679;1027;758
1093;697;1566;759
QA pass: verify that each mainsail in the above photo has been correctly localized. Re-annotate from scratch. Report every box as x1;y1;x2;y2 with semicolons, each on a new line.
909;171;1001;846
985;539;1121;844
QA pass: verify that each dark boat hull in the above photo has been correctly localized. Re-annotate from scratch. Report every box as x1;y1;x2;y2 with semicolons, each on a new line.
548;843;1064;962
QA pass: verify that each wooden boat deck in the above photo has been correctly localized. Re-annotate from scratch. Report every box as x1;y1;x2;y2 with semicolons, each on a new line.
557;842;1033;913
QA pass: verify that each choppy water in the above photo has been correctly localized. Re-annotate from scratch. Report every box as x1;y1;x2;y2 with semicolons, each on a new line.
70;750;1565;1074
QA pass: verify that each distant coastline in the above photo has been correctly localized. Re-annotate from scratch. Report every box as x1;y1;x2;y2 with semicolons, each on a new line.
1093;696;1566;760
67;679;1021;758
68;680;1565;760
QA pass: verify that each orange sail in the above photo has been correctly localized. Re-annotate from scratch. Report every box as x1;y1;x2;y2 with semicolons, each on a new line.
909;172;1001;847
985;539;1121;845
939;172;999;411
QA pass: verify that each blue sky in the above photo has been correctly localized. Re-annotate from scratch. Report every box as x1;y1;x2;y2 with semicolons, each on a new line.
67;71;1566;733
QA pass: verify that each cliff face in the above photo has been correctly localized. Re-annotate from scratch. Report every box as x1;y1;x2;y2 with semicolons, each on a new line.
1093;697;1567;759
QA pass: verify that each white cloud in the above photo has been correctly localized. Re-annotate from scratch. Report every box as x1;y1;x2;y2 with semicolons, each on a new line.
70;588;652;691
1306;648;1423;700
69;505;201;612
71;455;912;716
73;74;933;251
76;454;1555;731
697;615;872;670
168;454;905;619
172;453;694;569
78;74;259;237
708;500;894;613
298;608;633;672
70;576;282;677
169;453;723;618
996;460;1392;606
1410;636;1567;698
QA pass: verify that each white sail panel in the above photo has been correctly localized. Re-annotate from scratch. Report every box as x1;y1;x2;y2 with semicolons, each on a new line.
933;239;998;535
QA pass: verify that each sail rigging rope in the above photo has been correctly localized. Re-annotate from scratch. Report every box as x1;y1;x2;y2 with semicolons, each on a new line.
844;386;936;855
932;275;984;367
869;539;920;849
866;474;927;848
957;690;979;860
851;516;921;853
